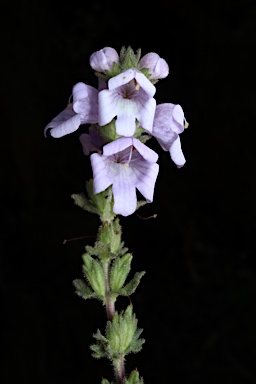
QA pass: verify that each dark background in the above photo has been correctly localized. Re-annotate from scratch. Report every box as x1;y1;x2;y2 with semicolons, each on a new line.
2;1;256;383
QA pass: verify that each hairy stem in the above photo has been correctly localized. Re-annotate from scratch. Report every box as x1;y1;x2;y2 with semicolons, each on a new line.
113;357;125;384
102;259;125;383
103;259;115;320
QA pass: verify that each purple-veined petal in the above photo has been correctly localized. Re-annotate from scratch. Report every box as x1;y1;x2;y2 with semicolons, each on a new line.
155;103;184;134
135;162;159;202
98;89;119;126
98;77;108;91
80;133;94;155
112;179;137;216
152;103;184;137
73;84;99;124
79;126;108;155
169;136;186;168
90;153;113;193
135;96;156;133
108;69;135;90
72;82;88;103
44;107;81;138
91;137;159;217
103;137;133;156
132;138;159;163
151;102;186;166
156;131;178;152
99;69;156;134
108;69;156;97
134;71;156;97
73;100;98;124
173;104;185;131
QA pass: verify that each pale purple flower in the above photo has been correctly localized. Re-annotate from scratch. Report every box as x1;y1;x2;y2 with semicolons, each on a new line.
89;47;119;72
139;53;169;80
44;82;98;138
79;126;108;156
98;69;156;137
150;103;187;168
90;137;159;216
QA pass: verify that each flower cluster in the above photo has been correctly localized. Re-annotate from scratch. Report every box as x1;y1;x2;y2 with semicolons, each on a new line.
44;46;188;216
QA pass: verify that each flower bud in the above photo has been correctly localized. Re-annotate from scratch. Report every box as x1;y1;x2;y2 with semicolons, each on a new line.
139;52;169;79
90;47;119;72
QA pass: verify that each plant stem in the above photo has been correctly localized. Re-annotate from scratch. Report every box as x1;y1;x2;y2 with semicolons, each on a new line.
103;259;115;320
102;258;125;383
113;357;125;384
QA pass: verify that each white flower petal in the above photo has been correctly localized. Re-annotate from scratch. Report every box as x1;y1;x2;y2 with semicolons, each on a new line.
135;163;159;202
98;89;118;126
108;69;134;90
72;83;88;103
169;136;186;168
44;108;81;138
112;180;137;216
173;104;185;128
136;97;156;132
103;138;133;156
135;71;156;97
132;138;158;163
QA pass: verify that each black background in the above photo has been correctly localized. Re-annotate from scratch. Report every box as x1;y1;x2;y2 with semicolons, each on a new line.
2;1;256;383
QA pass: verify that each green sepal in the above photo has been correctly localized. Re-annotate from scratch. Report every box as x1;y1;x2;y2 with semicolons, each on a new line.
99;218;122;255
139;67;151;79
105;61;122;78
71;192;98;215
118;243;129;256
118;271;146;297
110;218;122;254
119;46;141;71
86;180;116;223
133;127;145;138
110;253;133;292
84;244;96;256
136;200;148;211
82;254;105;298
96;120;118;142
71;179;116;223
72;278;97;300
84;241;110;261
82;221;124;262
137;133;152;144
93;71;109;82
124;370;144;384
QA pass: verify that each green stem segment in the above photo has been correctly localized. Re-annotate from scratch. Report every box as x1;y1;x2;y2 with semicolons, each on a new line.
103;259;115;320
113;357;125;384
103;258;125;384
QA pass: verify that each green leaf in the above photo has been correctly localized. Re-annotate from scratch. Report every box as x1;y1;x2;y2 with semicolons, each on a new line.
72;279;97;300
90;306;144;361
71;192;98;214
101;379;112;384
118;271;146;296
82;254;105;298
110;253;133;292
90;329;109;359
85;179;116;223
124;370;144;384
